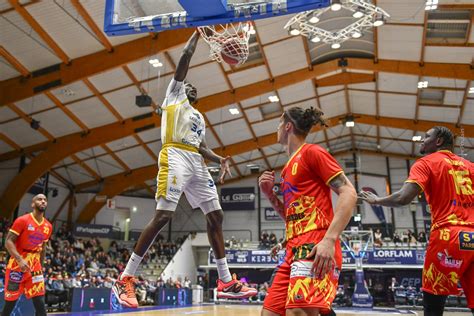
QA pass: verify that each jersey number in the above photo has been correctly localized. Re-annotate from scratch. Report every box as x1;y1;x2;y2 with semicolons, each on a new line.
292;163;298;175
191;123;202;136
439;228;450;241
448;170;473;195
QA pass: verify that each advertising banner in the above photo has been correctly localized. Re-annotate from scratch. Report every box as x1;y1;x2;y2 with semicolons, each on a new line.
220;187;255;211
73;224;115;238
264;207;282;221
210;249;425;266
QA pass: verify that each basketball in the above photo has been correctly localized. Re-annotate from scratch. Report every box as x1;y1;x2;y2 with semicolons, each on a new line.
220;38;245;66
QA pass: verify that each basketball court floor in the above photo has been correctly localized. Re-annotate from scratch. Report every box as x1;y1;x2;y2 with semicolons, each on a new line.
52;304;472;316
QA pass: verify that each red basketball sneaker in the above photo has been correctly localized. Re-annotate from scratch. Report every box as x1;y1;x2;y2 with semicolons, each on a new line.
112;273;138;308
217;274;258;299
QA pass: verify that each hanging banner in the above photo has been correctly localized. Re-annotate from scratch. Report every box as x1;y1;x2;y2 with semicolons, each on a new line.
220;187;255;211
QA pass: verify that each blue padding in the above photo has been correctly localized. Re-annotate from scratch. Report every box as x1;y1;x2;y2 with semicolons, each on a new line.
178;0;227;17
104;0;331;36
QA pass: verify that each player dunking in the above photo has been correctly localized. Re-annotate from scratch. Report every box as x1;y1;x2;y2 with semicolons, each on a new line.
2;194;52;316
360;126;474;315
112;31;256;308
259;107;357;315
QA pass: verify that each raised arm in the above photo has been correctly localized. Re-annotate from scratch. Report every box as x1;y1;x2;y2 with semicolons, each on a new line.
359;182;421;207
258;171;285;220
174;31;200;82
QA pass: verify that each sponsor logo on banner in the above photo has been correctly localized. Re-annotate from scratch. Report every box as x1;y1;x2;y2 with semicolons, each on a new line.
264;207;282;221
74;224;114;238
459;231;474;250
220;187;255;211
290;260;314;279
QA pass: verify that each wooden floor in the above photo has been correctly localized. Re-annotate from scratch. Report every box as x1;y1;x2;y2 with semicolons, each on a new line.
99;305;470;316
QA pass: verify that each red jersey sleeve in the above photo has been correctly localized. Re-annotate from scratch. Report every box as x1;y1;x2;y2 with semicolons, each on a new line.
9;215;26;236
45;222;52;243
406;158;431;192
306;145;343;185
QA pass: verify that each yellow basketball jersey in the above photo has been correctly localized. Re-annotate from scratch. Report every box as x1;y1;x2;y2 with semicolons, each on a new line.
161;79;206;150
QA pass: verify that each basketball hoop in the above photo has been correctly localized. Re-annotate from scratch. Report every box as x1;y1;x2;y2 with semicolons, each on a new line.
198;22;252;66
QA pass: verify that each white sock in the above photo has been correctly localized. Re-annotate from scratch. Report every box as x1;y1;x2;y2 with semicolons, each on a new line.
121;253;143;279
215;257;232;283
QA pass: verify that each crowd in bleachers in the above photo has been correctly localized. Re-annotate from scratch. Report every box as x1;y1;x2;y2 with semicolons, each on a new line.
0;220;193;309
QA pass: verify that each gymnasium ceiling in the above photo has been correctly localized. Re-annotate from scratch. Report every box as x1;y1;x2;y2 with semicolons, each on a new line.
0;0;473;221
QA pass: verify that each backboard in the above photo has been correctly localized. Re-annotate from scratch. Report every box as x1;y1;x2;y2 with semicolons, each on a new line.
104;0;330;36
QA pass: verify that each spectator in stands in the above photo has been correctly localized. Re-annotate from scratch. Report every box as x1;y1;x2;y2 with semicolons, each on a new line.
157;277;165;288
407;230;417;246
165;278;174;289
136;276;148;304
72;275;82;288
63;273;73;290
418;231;427;243
184;276;191;288
374;229;383;247
269;233;277;246
259;232;270;249
175;277;182;289
393;232;402;244
258;283;269;302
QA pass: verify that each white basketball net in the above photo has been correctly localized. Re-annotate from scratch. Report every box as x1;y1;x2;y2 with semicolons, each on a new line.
198;22;252;66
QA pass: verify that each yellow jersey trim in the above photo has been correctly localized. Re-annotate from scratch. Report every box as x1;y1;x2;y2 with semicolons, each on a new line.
29;213;44;226
162;142;199;153
285;143;306;169
405;179;425;192
325;170;344;186
156;147;169;200
9;229;19;236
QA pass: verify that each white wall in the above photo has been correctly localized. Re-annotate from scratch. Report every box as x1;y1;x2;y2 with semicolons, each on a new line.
161;236;197;283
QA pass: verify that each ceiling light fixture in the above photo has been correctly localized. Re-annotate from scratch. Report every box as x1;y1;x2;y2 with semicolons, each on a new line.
331;43;341;49
468;87;474;94
285;0;390;49
309;14;320;24
268;95;280;102
148;58;163;67
344;115;355;127
425;0;438;11
418;81;429;89
353;8;364;18
229;108;240;115
373;13;385;26
289;25;300;36
412;135;422;142
331;0;342;11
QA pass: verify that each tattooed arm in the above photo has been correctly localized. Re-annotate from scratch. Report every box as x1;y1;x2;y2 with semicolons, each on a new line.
324;173;357;242
307;172;357;278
